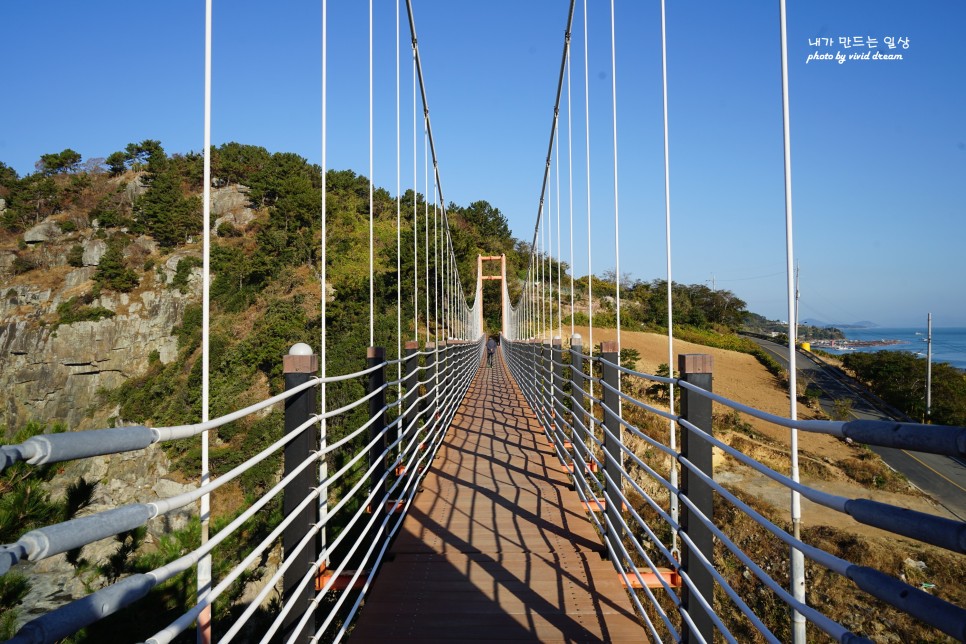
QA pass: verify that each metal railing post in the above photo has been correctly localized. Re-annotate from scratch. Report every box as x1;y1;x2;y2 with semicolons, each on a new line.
569;334;585;469
403;341;419;444
368;346;387;503
551;337;563;444
540;341;550;425
436;341;446;420
599;341;623;563
424;344;436;423
679;353;714;643
283;344;319;644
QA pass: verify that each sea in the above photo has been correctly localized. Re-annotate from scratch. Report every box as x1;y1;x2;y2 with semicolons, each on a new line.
818;326;966;371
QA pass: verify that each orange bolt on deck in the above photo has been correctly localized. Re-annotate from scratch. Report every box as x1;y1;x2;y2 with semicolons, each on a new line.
580;498;628;513
350;350;645;642
619;567;682;590
317;568;369;592
367;500;407;514
565;460;599;474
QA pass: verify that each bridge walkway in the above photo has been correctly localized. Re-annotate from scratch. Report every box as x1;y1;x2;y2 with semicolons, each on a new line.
350;350;645;642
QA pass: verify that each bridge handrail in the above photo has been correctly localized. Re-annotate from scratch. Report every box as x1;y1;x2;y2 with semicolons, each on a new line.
508;341;863;642
0;360;397;474
8;415;326;644
680;455;965;640
0;372;403;572
594;353;966;458
8;338;483;643
501;336;966;643
577;376;966;554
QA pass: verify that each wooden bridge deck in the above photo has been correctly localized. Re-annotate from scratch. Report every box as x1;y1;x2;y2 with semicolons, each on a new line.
350;351;645;642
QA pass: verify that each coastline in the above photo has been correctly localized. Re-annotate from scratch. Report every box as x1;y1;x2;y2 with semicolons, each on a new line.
812;326;966;371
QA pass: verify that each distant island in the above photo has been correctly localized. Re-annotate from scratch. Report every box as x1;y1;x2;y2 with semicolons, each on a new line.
801;318;879;329
807;338;903;350
743;313;846;340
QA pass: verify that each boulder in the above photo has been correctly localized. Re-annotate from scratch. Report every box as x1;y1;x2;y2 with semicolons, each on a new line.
24;221;62;244
82;239;108;266
211;184;252;216
124;175;148;201
212;184;256;233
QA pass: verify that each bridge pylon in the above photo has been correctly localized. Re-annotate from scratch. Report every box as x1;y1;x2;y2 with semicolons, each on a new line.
476;254;507;337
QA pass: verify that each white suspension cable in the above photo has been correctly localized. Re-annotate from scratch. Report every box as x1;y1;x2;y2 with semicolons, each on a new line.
368;0;375;347
567;48;574;339
433;180;439;349
424;126;430;346
545;166;551;341
320;0;329;570
396;0;403;397
609;0;621;359
583;0;594;412
198;1;213;641
542;217;547;340
658;0;679;560
413;43;418;342
556;110;562;340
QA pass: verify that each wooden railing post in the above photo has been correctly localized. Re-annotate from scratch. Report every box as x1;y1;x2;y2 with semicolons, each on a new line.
678;353;714;643
599;341;623;563
283;343;319;643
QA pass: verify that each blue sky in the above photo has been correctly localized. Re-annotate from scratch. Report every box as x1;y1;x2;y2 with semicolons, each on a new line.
2;1;964;327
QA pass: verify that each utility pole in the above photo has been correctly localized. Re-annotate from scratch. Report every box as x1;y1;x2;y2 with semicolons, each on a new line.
926;313;933;421
794;263;800;340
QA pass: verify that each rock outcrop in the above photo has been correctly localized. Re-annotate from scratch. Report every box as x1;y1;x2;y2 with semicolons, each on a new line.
0;207;202;432
0;283;191;431
2;212;204;630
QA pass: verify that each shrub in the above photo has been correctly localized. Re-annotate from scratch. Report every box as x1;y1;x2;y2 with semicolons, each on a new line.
67;244;85;267
217;221;241;237
10;254;38;275
170;256;202;294
94;239;139;292
56;296;115;326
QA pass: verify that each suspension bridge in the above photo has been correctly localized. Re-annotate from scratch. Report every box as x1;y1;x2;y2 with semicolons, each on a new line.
2;1;965;643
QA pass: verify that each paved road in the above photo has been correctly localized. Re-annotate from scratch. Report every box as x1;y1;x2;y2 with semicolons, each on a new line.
747;336;966;521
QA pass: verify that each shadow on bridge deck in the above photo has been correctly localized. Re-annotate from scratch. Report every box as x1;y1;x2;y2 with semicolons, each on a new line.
350;350;644;642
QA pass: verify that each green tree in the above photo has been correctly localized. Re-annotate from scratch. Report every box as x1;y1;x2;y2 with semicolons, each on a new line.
36;149;82;175
212;142;271;186
106;151;128;176
0;161;18;188
94;239;139;292
5;174;62;227
124;139;165;172
133;169;201;247
67;244;85;267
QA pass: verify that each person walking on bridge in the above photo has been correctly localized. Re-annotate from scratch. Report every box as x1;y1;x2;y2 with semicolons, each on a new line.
486;336;497;367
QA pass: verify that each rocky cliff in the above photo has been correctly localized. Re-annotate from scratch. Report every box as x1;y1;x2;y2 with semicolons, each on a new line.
0;183;254;433
0;183;258;630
